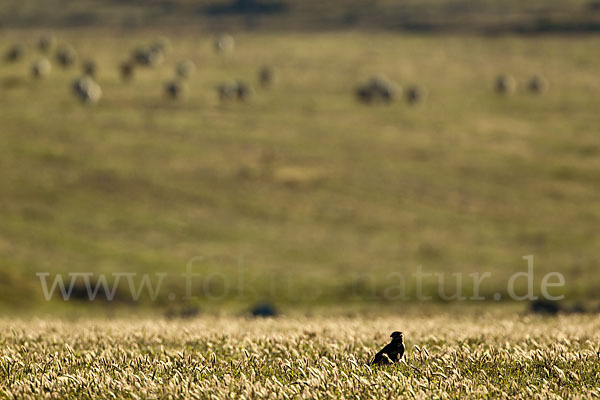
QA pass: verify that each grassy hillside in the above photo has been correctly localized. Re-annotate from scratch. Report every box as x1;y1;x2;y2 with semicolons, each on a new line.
0;30;599;311
1;314;599;398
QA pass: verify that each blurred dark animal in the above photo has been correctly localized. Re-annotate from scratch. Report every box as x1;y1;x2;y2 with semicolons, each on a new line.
406;85;427;104
63;280;128;303
165;80;188;100
5;44;25;62
235;80;252;101
38;34;56;53
495;74;516;94
218;80;253;101
133;46;163;67
120;62;134;82
371;331;405;365
205;0;288;15
530;299;560;315
82;60;97;78
251;303;277;317
527;75;548;94
355;75;398;104
56;45;77;68
258;66;275;88
356;86;374;103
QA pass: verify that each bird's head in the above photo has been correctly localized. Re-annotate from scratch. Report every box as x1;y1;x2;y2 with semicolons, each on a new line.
390;331;403;340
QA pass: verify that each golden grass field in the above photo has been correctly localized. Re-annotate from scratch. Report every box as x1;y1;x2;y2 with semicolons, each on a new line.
1;314;599;398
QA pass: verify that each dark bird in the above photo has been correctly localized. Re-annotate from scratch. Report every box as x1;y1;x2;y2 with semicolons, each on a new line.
371;331;405;365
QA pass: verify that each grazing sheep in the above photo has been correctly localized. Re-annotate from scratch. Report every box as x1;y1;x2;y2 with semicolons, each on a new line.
119;61;134;82
176;60;196;79
258;66;275;88
527;75;548;94
495;74;516;95
355;75;398;104
5;44;25;62
72;76;102;105
235;80;253;101
82;60;97;78
214;34;234;53
56;45;77;68
164;80;188;100
31;58;52;79
38;34;56;53
217;80;253;101
132;46;163;67
405;85;428;105
132;47;150;66
218;81;239;101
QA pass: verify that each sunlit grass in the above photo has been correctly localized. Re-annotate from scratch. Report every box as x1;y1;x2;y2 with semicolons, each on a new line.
0;315;599;398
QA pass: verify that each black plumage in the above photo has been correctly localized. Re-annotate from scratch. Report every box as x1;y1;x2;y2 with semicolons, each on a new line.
371;331;405;365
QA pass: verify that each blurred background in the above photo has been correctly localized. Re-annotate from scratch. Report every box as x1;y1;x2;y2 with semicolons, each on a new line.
0;0;599;316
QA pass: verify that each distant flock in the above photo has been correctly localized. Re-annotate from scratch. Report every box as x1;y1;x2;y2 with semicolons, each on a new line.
355;72;548;106
1;33;275;106
3;33;548;107
495;74;548;95
355;75;428;105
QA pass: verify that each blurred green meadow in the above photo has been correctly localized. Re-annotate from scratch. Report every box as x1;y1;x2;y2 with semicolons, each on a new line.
0;2;599;314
